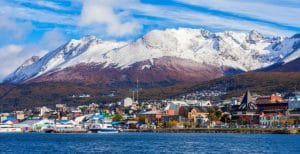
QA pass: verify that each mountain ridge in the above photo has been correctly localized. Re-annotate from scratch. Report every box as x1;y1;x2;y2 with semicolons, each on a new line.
3;28;300;85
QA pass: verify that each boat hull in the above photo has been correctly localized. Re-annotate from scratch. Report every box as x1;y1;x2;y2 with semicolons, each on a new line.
89;128;119;133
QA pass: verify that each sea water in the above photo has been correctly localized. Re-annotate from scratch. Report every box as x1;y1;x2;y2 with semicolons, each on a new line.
0;133;299;153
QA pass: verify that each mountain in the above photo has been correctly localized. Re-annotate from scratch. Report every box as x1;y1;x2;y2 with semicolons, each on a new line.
3;28;300;86
2;72;300;112
258;33;300;72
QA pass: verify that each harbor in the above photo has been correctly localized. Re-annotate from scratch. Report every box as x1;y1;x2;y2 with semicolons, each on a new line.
1;90;300;134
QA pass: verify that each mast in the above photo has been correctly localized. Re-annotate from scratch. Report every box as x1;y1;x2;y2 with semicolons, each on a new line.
136;79;139;104
132;90;135;102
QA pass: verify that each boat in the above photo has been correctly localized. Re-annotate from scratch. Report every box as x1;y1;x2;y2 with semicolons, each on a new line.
89;118;119;133
0;123;22;133
41;125;57;133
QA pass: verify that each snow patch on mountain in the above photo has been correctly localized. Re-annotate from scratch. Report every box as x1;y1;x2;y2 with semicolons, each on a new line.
4;36;126;83
3;28;300;83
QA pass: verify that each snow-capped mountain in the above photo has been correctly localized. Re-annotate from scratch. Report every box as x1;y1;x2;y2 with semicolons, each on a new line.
4;28;300;84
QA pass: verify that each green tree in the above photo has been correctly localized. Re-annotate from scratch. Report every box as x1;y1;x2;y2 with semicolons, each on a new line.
168;120;178;128
112;114;123;121
215;110;223;121
207;109;216;126
138;115;147;124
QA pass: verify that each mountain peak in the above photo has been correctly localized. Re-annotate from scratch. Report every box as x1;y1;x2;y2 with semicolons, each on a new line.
248;30;263;43
81;35;98;41
3;28;300;84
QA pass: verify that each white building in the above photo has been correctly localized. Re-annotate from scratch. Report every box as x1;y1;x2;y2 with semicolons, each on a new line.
259;113;285;127
123;97;134;107
39;106;52;117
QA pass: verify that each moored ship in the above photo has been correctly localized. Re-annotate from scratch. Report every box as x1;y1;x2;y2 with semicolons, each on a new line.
88;118;119;133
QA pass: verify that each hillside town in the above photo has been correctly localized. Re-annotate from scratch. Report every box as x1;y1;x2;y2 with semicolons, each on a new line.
1;90;300;133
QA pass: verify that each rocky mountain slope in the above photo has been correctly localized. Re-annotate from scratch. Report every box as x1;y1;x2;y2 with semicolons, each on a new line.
3;28;300;85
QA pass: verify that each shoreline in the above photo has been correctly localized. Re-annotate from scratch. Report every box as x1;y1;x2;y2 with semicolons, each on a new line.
2;128;300;134
122;128;300;134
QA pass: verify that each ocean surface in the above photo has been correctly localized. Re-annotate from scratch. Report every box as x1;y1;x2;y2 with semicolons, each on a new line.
0;133;299;153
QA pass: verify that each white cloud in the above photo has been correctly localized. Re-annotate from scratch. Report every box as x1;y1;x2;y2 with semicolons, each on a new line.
79;0;141;36
161;9;296;36
0;29;67;81
0;1;76;26
0;15;32;43
15;0;69;11
39;29;67;50
113;1;297;36
175;0;300;27
0;45;26;81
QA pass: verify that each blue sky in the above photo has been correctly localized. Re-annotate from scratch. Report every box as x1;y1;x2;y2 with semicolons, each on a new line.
0;0;300;80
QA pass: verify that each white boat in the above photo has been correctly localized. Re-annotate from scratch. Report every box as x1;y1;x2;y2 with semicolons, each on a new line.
89;118;119;133
0;123;22;133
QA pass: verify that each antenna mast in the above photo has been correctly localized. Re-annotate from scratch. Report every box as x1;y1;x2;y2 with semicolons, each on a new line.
136;79;139;104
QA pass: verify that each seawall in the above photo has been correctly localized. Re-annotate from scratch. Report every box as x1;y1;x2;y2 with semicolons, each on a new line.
123;128;300;134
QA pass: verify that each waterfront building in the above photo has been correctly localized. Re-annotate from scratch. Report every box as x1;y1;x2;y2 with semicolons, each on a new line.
13;119;41;132
15;111;25;120
231;90;259;125
139;110;163;124
259;112;286;127
178;106;210;124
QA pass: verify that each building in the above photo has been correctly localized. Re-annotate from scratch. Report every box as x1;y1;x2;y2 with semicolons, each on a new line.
0;113;10;123
178;106;209;123
231;90;259;125
139;110;163;124
15;111;25;120
257;103;288;113
123;97;133;107
39;106;52;117
187;107;209;123
256;94;283;104
288;92;300;110
259;112;286;127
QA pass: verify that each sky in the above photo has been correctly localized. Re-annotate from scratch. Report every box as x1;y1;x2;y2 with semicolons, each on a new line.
0;0;300;81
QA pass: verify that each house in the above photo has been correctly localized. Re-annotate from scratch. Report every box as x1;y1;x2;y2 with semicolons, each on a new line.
178;106;209;123
187;107;209;123
88;103;99;114
164;102;179;116
259;112;286;127
15;111;25;120
139;110;163;124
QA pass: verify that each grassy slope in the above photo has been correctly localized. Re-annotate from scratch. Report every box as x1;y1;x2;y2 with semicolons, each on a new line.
1;72;300;111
